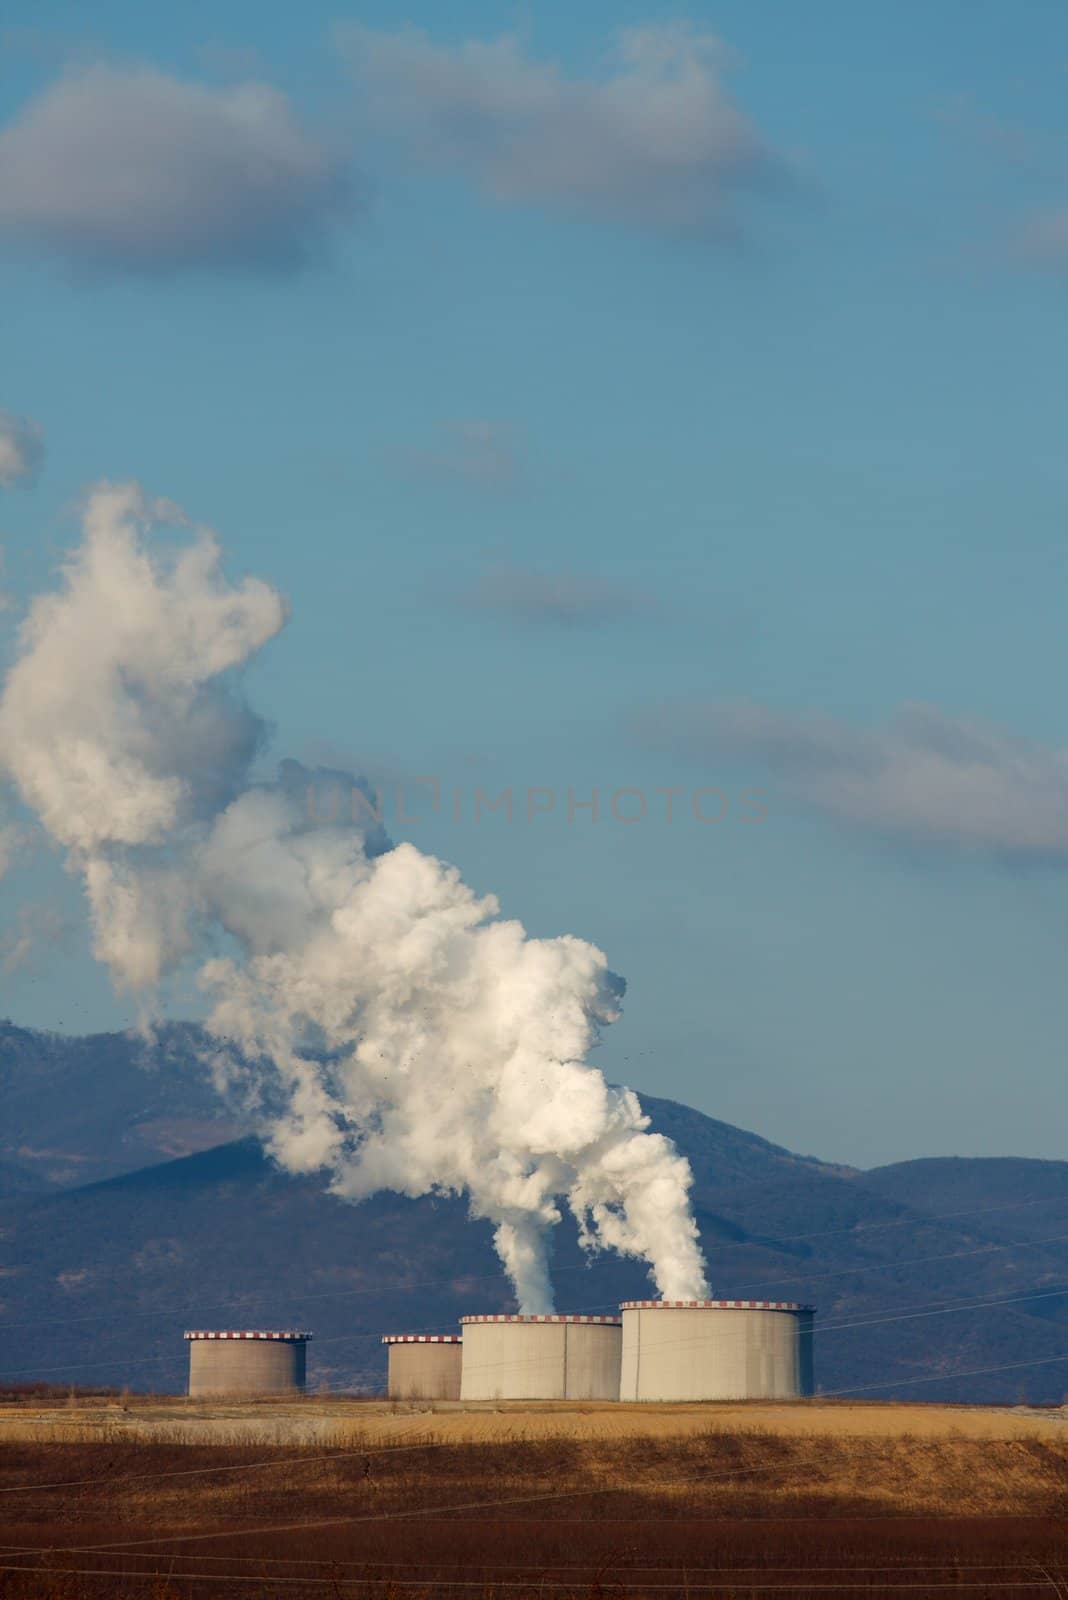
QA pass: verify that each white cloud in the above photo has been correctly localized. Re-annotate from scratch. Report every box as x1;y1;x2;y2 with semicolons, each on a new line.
0;410;43;488
653;700;1068;861
337;21;785;237
0;65;352;274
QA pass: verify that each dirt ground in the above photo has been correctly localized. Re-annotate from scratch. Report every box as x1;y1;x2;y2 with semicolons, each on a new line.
1;1394;1066;1445
3;1402;1068;1595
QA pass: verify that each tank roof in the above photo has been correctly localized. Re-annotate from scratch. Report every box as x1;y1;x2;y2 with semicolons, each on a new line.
619;1300;813;1312
460;1314;621;1325
184;1330;313;1341
382;1334;462;1344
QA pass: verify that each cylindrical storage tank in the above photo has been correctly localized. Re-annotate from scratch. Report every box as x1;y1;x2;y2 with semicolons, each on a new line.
460;1315;621;1401
619;1301;815;1402
184;1331;311;1397
383;1335;463;1400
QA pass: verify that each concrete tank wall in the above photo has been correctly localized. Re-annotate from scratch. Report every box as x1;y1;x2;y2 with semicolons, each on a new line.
185;1331;310;1397
798;1309;815;1398
619;1301;814;1402
460;1315;622;1401
383;1335;462;1400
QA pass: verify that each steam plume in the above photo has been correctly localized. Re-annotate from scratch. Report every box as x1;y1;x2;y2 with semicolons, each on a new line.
0;483;709;1311
0;482;284;984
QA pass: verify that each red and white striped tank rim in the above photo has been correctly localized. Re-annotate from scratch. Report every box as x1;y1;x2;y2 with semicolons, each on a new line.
381;1334;463;1345
183;1330;313;1341
460;1314;622;1326
619;1300;813;1312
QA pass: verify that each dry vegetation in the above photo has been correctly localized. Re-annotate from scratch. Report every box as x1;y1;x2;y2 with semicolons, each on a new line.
1;1409;1068;1597
3;1394;1068;1446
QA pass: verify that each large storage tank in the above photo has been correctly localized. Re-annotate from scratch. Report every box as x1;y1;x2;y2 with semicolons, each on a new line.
184;1331;311;1397
619;1300;814;1402
383;1334;463;1400
460;1314;622;1401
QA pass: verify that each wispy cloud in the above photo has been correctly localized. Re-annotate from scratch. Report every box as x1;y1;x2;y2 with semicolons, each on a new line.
932;94;1046;170
336;21;788;238
0;25;97;69
1;902;73;974
647;699;1068;861
0;410;43;488
931;93;1068;275
0;65;353;275
399;420;520;490
462;563;652;627
1014;209;1068;272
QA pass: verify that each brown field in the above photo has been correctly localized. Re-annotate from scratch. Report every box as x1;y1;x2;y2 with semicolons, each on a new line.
1;1399;1068;1596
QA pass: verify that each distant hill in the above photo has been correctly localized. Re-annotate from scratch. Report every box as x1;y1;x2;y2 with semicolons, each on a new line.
0;1156;50;1198
624;1092;854;1200
0;1015;843;1197
857;1157;1068;1244
0;1023;1067;1403
0;1019;246;1187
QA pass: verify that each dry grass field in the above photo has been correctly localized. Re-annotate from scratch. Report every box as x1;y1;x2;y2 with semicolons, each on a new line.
1;1397;1068;1596
2;1393;1067;1446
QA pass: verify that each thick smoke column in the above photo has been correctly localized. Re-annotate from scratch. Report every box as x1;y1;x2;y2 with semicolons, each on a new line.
0;483;709;1311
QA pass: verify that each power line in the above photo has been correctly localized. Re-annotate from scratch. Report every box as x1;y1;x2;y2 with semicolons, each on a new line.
0;1436;451;1496
829;1351;1068;1397
0;1561;1055;1590
4;1215;1068;1406
2;1546;1060;1578
734;1226;1068;1295
3;1186;1067;1337
818;1283;1068;1334
709;1189;1068;1250
3;1272;1068;1390
41;1358;1068;1560
8;1269;1068;1380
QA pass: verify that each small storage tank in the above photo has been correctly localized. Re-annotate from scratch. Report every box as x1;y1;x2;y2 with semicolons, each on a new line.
460;1314;621;1401
184;1331;311;1397
383;1334;463;1400
619;1300;814;1402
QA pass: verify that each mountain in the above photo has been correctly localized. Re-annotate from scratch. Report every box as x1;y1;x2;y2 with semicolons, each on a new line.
0;1016;844;1198
857;1157;1068;1244
1;1022;1067;1403
0;1019;247;1187
0;1157;50;1198
626;1092;855;1200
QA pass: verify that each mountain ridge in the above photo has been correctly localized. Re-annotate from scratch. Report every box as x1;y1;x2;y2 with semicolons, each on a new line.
1;1021;1067;1402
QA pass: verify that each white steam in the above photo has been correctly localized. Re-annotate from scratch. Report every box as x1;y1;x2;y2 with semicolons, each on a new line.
0;482;284;984
0;483;709;1311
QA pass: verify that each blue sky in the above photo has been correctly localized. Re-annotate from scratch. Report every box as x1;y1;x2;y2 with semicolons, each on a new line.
2;1;1068;1167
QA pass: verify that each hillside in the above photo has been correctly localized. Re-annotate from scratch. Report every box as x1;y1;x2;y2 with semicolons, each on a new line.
0;1019;246;1187
0;1023;1066;1402
857;1157;1068;1246
0;1158;48;1198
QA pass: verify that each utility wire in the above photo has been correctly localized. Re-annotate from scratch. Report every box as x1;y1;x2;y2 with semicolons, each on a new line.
27;1380;1068;1561
0;1436;453;1496
827;1351;1068;1396
0;1561;1056;1589
8;1266;1068;1382
0;1546;1061;1577
2;1187;1066;1336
